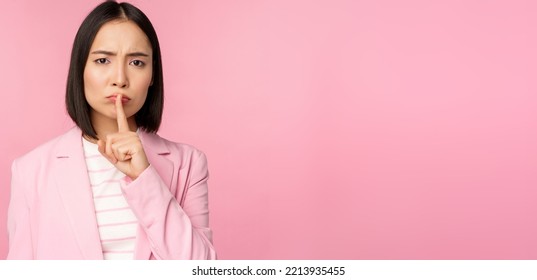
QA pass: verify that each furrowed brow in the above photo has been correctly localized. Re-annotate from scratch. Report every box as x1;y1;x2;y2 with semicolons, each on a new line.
126;52;149;57
90;50;150;57
90;50;115;56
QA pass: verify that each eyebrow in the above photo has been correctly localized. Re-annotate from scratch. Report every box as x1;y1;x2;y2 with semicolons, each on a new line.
90;50;150;57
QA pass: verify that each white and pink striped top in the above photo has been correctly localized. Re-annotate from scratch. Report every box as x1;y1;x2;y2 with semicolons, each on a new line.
82;138;138;260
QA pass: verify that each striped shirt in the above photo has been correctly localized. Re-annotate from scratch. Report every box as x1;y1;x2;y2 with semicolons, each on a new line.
82;137;138;260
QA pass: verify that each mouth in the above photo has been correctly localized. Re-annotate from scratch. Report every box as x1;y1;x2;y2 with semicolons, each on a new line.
107;94;131;104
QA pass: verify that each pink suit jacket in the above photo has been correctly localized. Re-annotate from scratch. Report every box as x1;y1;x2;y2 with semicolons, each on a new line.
7;127;217;259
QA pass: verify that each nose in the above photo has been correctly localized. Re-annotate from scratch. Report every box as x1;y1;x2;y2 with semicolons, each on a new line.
111;63;128;88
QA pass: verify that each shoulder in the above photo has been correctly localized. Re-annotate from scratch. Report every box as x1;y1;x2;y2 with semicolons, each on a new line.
139;131;208;164
164;137;206;159
13;128;77;170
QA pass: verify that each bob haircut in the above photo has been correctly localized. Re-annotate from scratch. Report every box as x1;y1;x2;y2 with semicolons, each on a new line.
66;0;164;139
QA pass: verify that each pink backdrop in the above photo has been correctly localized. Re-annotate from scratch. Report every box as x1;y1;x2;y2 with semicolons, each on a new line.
1;0;536;259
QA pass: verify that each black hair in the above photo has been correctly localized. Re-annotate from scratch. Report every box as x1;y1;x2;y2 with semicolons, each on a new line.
66;0;163;139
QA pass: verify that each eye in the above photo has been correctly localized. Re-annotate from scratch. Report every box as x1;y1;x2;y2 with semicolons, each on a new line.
94;58;109;64
130;60;145;67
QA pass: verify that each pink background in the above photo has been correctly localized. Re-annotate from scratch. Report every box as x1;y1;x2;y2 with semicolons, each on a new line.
1;0;536;259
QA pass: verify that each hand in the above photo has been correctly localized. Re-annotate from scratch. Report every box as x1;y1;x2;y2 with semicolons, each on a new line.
97;94;150;180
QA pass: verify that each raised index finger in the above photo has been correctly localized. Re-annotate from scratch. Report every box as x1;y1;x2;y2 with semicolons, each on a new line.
116;94;129;132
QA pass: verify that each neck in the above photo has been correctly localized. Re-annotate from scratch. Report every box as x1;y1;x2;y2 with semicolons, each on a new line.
85;113;138;143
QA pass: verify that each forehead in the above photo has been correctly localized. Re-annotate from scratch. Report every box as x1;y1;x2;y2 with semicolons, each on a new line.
90;20;152;52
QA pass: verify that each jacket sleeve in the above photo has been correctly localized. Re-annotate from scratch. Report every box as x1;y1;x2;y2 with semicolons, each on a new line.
7;159;34;259
120;151;216;260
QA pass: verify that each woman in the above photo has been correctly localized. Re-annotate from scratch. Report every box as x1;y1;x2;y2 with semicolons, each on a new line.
7;1;216;260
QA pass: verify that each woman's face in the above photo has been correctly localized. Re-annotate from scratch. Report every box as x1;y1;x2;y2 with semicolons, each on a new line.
84;20;153;124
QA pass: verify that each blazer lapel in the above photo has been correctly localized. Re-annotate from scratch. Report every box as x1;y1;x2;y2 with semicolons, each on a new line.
52;128;175;260
133;130;174;260
139;130;174;189
53;127;103;259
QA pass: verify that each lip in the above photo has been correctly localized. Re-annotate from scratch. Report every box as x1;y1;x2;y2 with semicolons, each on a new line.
107;94;131;104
